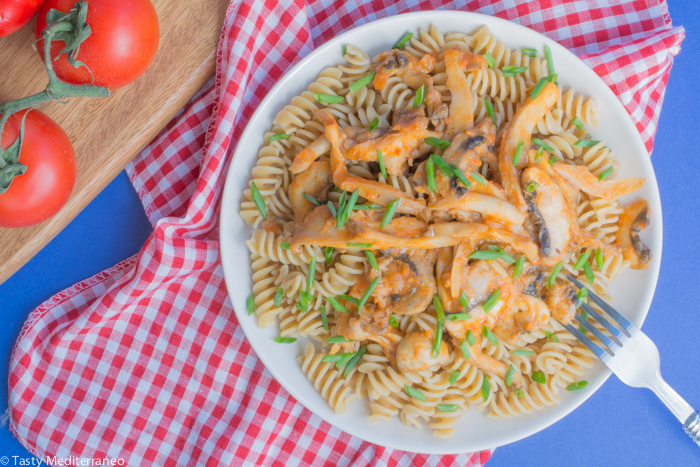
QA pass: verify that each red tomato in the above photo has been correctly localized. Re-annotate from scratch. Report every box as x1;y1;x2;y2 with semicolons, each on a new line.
36;0;159;90
0;110;76;228
0;0;45;37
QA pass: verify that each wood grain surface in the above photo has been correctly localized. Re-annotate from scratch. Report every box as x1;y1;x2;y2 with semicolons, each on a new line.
0;0;230;286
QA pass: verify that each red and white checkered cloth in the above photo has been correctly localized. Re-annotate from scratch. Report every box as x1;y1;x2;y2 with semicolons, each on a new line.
8;1;684;465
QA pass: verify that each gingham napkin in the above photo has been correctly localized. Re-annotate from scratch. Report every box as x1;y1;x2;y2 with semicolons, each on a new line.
8;1;684;465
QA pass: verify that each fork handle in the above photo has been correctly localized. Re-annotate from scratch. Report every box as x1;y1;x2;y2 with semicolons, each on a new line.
647;375;699;446
683;412;700;447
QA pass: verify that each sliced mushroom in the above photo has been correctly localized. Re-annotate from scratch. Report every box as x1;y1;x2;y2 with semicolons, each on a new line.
615;200;652;270
516;265;545;298
336;313;403;363
396;331;450;373
545;282;578;324
372;49;437;90
552;162;644;201
288;161;333;228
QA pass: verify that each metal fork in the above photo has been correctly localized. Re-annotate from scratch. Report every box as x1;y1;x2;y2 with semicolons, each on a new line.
561;274;700;446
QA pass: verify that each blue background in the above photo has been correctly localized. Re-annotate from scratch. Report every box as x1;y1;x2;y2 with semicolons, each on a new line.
1;2;698;465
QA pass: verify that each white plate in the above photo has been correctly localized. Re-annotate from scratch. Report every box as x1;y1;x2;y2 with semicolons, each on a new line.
219;10;662;454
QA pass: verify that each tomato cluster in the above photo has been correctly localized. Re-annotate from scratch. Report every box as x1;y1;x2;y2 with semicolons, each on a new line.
0;0;159;228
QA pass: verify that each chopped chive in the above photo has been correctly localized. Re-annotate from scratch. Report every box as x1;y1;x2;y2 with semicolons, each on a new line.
280;242;291;249
521;48;538;57
268;133;290;142
466;330;476;347
327;200;337;218
482;325;498;346
544;45;555;79
433;294;446;358
468;250;503;261
346;243;372;248
595;248;604;270
532;138;555;152
314;93;345;104
515;389;525;398
573;116;583;130
502;65;529;76
274;286;284;307
338;189;359;228
348;72;376;93
583;261;595;285
404;384;426;402
365;250;379;271
380;199;400;229
513;140;524;165
484;99;497;126
377;149;387;178
513;255;525;279
482;288;501;314
510;349;534;356
368;117;380;132
426;159;436;193
547;261;564;288
460;290;470;312
573;139;602;148
437;404;459;413
353;203;383;211
598;166;613;182
449;370;459;385
447;313;471;321
505;364;515;387
247;295;255;316
573;251;591;270
488;244;516;263
343;344;368;377
579;324;588;335
484;52;495;68
425;137;451;150
328;336;352;343
566;381;588;391
335;354;356;368
470;170;486;185
328;297;350;313
532;371;546;384
338;294;359;305
322;354;347;363
307;257;316;293
342;44;347;55
430;154;455;178
326;246;334;265
580;308;589;334
548;154;557;165
304;192;320;205
535;147;543;163
320;305;329;332
393;32;413;49
576;287;588;308
250;181;266;219
460;340;471;360
481;376;491;401
451;165;472;189
274;336;297;343
389;315;399;327
413;84;425;108
526;182;540;192
335;190;347;229
586;133;592;139
545;330;559;343
357;276;381;313
530;77;548;99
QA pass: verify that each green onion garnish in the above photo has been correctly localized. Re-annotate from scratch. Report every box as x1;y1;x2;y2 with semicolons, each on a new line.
545;330;559;343
521;48;538;57
426;159;436;193
549;154;557;165
484;52;495;68
502;66;529;77
343;344;367;377
328;336;352;343
368;117;379;132
353;203;383;211
335;190;347;229
404;384;426;402
583;261;595;284
482;288;501;314
532;138;555;152
580;308;589;335
304;192;320;205
447;313;471;321
573;251;591;270
547;261;563;288
250;181;266;219
365;250;379;271
357;276;381;313
425;137;451;150
566;381;588;391
247;295;255;316
468;250;503;261
449;370;459;385
380;199;400;229
544;45;555;79
576;287;588;308
274;336;297;344
377;149;387;178
598;166;613;182
511;349;534;356
530;77;548;99
389;315;399;327
488;244;516;263
432;294;446;358
314;94;345;104
595;248;604;270
526;182;539;192
484;99;497;126
452;165;472;189
482;325;498;346
505;364;515;387
322;354;347;363
342;45;347;55
413;84;425;108
466;330;476;347
393;32;413;49
348;72;376;93
470;171;486;185
268;133;290;142
338;294;359;305
430;154;455;178
326;246;333;265
573;116;583;130
274;286;283;307
513;140;524;165
573;139;602;148
481;376;491;401
328;200;337;218
515;389;524;398
437;404;459;413
280;242;291;249
513;255;525;279
307;256;316;293
532;371;546;384
320;305;329;332
335;353;356;368
346;243;372;248
535;147;543;163
460;290;469;312
337;189;359;229
460;340;471;360
328;297;350;313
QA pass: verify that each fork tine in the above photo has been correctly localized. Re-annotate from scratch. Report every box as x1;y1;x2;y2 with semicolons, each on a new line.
562;323;609;361
573;313;616;355
567;274;633;337
580;303;625;346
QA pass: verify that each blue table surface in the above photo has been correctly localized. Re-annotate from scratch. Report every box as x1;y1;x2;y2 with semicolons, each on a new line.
2;4;699;466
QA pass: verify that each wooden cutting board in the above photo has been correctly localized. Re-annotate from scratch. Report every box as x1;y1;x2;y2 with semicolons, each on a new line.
0;0;230;286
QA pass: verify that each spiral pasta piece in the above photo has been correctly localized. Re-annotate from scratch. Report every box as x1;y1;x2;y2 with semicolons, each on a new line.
298;343;357;414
